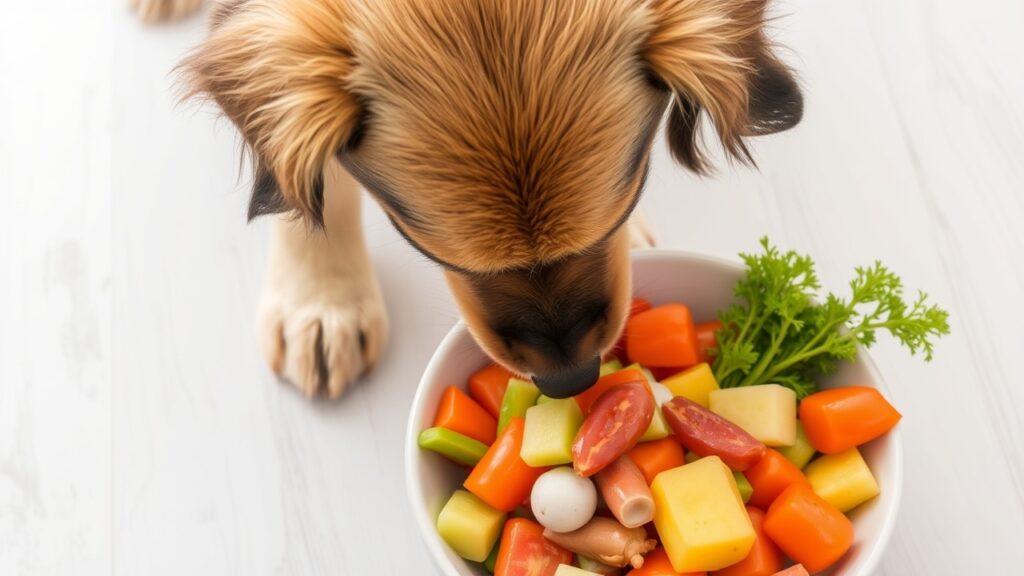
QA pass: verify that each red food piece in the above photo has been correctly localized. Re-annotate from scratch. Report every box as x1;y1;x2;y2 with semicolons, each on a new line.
495;518;573;576
573;382;655;477
695;320;722;365
661;396;766;471
574;369;648;415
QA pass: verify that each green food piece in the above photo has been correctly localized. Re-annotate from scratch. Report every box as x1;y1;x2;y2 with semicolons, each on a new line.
484;537;501;573
777;421;817;469
599;359;623;377
521;398;584;466
536;395;555;405
418;427;489;467
734;472;753;503
713;237;950;398
498;378;541;434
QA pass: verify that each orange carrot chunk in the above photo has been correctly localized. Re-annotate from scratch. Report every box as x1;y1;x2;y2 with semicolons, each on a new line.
744;449;810;510
465;418;549;512
763;483;853;573
711;507;783;576
468;363;516;419
626;304;699;368
799;386;902;454
628;437;687;485
434;386;498;445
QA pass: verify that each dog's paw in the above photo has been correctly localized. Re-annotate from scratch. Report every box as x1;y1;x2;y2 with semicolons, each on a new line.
258;259;389;400
129;0;203;23
628;210;656;249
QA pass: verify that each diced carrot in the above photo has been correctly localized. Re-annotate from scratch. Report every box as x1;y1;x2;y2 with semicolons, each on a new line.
469;363;515;419
628;437;687;485
799;386;902;454
626;546;706;575
770;565;810;576
744;449;809;510
574;369;648;415
610;298;653;363
763;484;853;573
465;418;549;512
711;507;783;576
434;386;498;445
626;304;699;368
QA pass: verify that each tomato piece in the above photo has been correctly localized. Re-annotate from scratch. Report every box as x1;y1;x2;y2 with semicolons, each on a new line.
744;449;809;510
465;418;550;512
661;397;766;471
626;304;699;368
469;363;516;419
625;546;706;575
799;386;902;454
695;320;722;365
434;386;498;445
763;483;854;573
711;507;783;576
495;518;572;576
573;382;655;477
574;369;648;415
769;565;810;576
628;437;687;485
648;365;687;381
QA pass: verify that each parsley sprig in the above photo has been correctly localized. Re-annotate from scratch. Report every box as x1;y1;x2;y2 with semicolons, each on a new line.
712;238;950;398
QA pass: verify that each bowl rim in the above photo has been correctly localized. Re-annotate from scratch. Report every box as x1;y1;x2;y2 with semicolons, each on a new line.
404;248;903;576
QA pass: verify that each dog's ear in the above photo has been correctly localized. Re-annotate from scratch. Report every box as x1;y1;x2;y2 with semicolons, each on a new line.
644;0;802;173
179;0;360;226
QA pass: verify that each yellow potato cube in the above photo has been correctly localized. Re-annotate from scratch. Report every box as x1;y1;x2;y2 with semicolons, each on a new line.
521;398;583;467
554;565;600;576
708;384;797;446
661;363;719;407
639;409;671;442
437;490;506;562
804;447;880;513
651;456;755;572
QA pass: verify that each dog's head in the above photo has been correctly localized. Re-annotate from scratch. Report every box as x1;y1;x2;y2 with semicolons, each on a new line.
182;0;801;397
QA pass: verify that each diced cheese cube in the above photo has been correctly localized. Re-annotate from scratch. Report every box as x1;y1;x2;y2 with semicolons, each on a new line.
803;447;880;513
661;363;719;407
709;384;797;446
651;456;756;572
554;565;600;576
437;490;506;562
521;398;583;467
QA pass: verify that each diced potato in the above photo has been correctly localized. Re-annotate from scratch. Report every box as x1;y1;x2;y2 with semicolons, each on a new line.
803;447;880;513
521;398;583;467
555;565;600;576
777;421;816;469
639;408;671;442
437;490;506;562
709;384;797;446
661;363;719;407
651;456;756;572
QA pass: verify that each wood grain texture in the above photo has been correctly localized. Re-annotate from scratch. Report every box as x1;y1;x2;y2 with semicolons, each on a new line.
2;0;1022;574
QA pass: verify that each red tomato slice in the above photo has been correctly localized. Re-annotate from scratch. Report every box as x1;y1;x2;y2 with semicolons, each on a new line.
495;518;572;576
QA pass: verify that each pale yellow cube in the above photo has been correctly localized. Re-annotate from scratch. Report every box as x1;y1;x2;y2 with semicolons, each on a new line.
639;409;671;442
651;456;755;572
554;565;600;576
521;398;583;467
661;363;719;407
437;490;506;562
804;447;880;513
709;384;797;446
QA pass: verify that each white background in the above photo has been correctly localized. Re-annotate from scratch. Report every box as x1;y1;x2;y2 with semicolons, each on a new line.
2;0;1022;574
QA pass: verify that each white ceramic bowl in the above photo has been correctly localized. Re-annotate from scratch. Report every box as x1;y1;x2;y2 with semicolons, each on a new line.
406;249;903;576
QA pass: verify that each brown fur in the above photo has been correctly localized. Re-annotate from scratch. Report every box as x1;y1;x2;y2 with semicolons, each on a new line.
180;0;801;384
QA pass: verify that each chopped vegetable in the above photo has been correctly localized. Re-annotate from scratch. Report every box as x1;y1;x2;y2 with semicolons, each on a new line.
595;456;655;528
743;449;809;510
522;399;584;467
803;447;880;513
543;517;657;569
530;467;598;534
574;369;647;415
711;506;783;576
485;539;501;573
470;363;516;419
661;397;766;471
437;490;506;562
776;421;816;469
660;363;719;408
799;386;902;453
651;456;756;572
626;304;700;368
763;483;853;573
733;472;753;504
434;386;498;445
769;565;809;576
499;379;542;435
625;547;706;575
600;359;624;377
496;518;573;576
465;417;550;512
714;237;949;397
695;320;721;365
573;382;654;477
628;437;686;485
708;384;797;447
555;565;601;576
418;427;489;466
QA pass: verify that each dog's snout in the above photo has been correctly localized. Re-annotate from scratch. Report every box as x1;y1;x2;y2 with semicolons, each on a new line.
533;356;601;399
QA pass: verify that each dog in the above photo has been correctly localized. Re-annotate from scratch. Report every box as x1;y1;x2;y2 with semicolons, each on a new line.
170;0;802;400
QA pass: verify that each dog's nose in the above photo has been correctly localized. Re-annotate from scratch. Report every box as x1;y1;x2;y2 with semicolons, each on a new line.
533;356;601;399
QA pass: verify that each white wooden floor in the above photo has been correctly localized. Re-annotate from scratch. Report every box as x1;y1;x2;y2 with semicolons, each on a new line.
2;0;1022;574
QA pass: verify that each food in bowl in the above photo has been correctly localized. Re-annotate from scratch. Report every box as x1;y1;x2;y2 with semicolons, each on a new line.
414;240;948;575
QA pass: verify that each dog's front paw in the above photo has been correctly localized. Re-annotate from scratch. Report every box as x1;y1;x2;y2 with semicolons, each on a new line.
129;0;203;23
